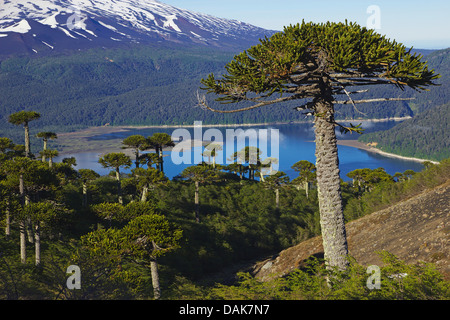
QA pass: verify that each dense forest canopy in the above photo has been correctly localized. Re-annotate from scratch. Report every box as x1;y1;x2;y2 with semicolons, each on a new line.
0;20;448;301
359;103;450;161
1;121;449;299
1;45;448;145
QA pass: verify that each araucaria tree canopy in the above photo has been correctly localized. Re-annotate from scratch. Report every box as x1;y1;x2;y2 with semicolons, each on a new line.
199;21;439;271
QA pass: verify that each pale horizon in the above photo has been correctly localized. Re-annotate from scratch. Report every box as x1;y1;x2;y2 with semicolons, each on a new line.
164;0;450;50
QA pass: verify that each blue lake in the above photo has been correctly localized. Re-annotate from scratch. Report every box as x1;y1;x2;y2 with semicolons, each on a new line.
55;121;425;181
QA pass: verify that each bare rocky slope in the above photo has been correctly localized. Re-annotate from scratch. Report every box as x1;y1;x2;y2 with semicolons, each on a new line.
251;179;450;281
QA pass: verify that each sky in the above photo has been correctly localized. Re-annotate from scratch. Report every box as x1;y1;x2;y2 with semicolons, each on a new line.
163;0;450;49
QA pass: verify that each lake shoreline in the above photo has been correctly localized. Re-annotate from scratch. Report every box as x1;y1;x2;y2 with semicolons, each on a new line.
58;116;412;135
56;117;429;165
336;139;440;164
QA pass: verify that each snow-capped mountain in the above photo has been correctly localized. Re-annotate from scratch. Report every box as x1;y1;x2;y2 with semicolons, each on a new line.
0;0;274;56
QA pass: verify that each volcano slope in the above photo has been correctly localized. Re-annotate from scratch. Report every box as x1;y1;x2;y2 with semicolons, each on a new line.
252;179;450;281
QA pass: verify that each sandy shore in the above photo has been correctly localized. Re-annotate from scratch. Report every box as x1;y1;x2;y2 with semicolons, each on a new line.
337;139;440;164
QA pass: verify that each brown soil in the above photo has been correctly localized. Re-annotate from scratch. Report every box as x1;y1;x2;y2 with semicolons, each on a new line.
252;179;450;281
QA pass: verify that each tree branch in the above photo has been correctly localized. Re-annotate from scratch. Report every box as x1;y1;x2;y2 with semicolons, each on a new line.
341;87;368;116
333;89;369;95
196;91;305;113
331;77;393;86
333;97;415;104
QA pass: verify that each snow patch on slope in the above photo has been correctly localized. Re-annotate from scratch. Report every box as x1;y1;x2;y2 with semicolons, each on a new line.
0;19;31;33
40;12;59;28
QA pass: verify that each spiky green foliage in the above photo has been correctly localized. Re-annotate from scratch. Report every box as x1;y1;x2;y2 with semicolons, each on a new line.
201;21;439;106
207;252;450;300
98;153;132;171
200;20;441;272
8;111;41;126
122;135;148;168
36;132;57;140
180;163;222;183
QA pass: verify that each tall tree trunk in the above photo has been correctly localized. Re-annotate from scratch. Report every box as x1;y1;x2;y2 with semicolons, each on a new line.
24;194;33;243
259;171;265;182
313;89;349;271
42;139;47;161
82;182;88;207
27;217;34;243
24;123;30;158
135;150;140;169
20;221;27;264
159;148;164;173
150;258;160;299
35;222;41;266
194;181;200;223
275;187;279;209
115;168;123;204
150;242;161;300
305;180;309;199
19;174;26;264
5;198;10;237
141;185;149;203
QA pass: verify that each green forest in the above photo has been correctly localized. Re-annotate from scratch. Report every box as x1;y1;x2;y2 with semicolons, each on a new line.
2;45;448;144
359;103;450;161
1;45;448;163
356;48;450;161
1;113;449;300
1;21;449;303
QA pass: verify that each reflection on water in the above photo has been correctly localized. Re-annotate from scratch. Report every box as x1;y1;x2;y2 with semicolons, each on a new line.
55;121;424;181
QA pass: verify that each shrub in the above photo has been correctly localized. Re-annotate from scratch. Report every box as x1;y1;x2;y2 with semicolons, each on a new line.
203;252;450;300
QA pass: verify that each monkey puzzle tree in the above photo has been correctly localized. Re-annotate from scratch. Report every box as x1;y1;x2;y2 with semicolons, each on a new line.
39;149;59;168
291;160;316;198
1;157;33;262
264;171;290;209
224;162;248;180
181;164;222;223
0;137;15;158
36;132;57;162
1;157;56;263
24;201;70;266
0;139;25;161
78;169;100;207
62;157;77;168
203;143;223;168
229;146;262;181
199;21;439;271
132;167;168;202
98;153;132;204
403;169;416;181
8;111;41;158
122;135;148;169
347;167;393;192
147;133;175;173
121;213;182;300
139;153;161;170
